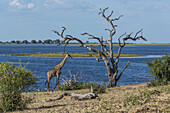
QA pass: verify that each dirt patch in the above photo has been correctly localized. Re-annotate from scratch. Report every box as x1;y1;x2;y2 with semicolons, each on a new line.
8;83;170;113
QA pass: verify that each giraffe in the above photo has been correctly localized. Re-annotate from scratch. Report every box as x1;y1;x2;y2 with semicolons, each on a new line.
45;53;72;91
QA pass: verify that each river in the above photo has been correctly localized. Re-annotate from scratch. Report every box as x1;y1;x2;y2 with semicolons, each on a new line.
0;44;169;91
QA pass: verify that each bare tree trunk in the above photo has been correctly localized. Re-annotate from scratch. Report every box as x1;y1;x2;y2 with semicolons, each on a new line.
108;75;116;87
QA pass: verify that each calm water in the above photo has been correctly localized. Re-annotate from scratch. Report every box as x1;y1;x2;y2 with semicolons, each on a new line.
0;44;170;91
0;44;170;55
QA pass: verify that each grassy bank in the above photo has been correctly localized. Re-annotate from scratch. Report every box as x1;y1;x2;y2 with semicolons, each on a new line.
6;83;169;113
11;52;145;57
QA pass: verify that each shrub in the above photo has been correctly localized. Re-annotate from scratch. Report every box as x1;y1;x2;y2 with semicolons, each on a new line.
90;82;106;94
0;61;38;112
123;90;160;107
59;82;106;94
146;53;170;86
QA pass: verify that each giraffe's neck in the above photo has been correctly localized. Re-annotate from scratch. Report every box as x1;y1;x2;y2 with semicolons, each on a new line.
54;55;68;69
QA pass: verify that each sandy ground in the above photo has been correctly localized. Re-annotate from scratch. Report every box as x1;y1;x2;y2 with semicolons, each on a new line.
5;83;170;113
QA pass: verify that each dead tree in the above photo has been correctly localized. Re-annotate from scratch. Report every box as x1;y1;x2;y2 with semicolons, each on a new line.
45;86;98;102
52;7;147;87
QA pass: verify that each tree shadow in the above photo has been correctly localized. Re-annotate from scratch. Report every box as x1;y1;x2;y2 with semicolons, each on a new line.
19;104;67;112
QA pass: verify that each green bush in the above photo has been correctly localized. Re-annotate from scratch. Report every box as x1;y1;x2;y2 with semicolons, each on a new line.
123;90;160;107
146;53;170;86
59;82;106;94
0;61;38;112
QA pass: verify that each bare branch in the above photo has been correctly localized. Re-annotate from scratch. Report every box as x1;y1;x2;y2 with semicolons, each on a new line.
73;73;78;83
126;32;133;38
52;27;67;40
66;35;73;39
62;78;68;85
116;61;130;81
51;30;60;36
88;36;99;40
111;15;123;22
63;39;71;52
118;32;126;47
103;45;109;55
105;29;113;34
115;29;146;65
93;55;104;62
82;32;109;54
123;29;147;41
61;27;66;37
107;10;113;19
56;42;64;46
53;27;110;61
81;32;93;37
103;7;109;12
134;29;142;38
99;7;109;16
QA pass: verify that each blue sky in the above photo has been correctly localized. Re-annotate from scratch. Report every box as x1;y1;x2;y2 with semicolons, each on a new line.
0;0;170;43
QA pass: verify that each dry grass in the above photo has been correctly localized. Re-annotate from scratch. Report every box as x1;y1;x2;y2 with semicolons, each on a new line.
5;83;169;113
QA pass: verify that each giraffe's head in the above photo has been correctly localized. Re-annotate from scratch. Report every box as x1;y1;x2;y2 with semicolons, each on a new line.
66;53;72;59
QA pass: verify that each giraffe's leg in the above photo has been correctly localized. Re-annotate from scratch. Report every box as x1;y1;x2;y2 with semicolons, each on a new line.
48;80;51;91
53;75;59;91
48;81;50;91
47;77;52;92
53;70;61;91
57;75;60;89
57;72;61;90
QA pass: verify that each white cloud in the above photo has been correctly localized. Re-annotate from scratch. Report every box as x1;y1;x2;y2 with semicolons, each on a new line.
9;0;24;8
27;3;34;9
9;0;34;9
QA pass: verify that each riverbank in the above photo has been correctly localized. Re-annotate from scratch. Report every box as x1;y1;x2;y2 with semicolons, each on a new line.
11;52;145;57
7;83;170;113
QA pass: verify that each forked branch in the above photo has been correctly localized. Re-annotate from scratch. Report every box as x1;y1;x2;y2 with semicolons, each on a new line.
115;29;147;65
52;28;108;62
99;7;123;37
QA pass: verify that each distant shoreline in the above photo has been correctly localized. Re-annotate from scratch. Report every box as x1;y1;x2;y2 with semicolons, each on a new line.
0;43;170;46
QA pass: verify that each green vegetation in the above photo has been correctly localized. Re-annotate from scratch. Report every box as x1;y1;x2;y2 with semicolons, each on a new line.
146;53;170;87
59;82;106;94
123;90;159;107
123;87;170;107
0;61;38;112
11;52;145;57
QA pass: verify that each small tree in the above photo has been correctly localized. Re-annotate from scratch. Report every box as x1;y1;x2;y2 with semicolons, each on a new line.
16;40;21;44
52;7;147;87
38;40;43;44
11;40;16;43
31;40;37;44
22;40;29;44
0;61;38;111
146;53;170;86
